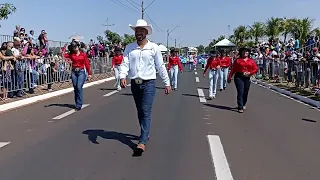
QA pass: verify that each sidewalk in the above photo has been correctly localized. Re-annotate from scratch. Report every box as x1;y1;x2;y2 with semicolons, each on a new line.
0;72;115;113
252;79;320;109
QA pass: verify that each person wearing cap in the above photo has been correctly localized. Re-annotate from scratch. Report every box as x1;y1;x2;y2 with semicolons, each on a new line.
112;47;123;91
203;50;220;99
64;40;92;111
227;47;258;113
217;49;231;91
168;48;183;90
119;19;171;154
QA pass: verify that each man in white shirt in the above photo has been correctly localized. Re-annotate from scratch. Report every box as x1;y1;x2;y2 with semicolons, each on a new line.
119;19;171;154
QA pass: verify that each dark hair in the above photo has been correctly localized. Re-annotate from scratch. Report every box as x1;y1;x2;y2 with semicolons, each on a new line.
68;41;81;53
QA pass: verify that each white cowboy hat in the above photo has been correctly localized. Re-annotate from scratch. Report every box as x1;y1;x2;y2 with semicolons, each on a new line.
129;19;152;35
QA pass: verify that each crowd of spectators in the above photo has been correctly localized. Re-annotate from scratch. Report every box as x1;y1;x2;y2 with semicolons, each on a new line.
0;25;70;100
250;36;320;89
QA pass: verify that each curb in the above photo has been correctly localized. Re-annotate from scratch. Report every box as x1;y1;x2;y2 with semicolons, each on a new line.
252;79;320;109
0;77;115;113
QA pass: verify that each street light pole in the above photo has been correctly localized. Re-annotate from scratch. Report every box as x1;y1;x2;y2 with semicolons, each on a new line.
166;25;181;61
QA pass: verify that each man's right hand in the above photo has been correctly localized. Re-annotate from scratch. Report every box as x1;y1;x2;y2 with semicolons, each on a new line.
120;79;127;88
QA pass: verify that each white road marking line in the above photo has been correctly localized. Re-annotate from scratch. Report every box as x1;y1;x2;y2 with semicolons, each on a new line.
207;135;234;180
195;72;198;75
197;88;207;103
0;142;10;149
103;90;118;97
52;104;90;120
195;77;200;82
254;82;320;112
205;114;210;117
203;117;209;120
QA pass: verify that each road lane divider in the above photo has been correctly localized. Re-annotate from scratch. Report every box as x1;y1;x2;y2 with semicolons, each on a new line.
207;135;234;180
197;89;207;103
195;72;198;75
103;84;131;97
0;142;10;149
52;104;90;120
195;77;200;82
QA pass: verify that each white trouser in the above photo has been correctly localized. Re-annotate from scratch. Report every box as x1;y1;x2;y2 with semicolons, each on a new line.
170;65;179;88
114;65;121;89
209;69;219;97
219;67;229;89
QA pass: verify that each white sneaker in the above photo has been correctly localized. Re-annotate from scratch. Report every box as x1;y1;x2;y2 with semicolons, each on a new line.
117;87;122;91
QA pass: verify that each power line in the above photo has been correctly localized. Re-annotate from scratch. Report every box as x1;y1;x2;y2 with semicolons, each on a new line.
128;0;140;6
145;13;163;32
125;0;140;10
109;0;139;13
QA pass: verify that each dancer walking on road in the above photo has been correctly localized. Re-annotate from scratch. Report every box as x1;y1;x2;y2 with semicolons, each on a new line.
64;40;92;111
218;49;231;91
112;47;123;91
227;47;258;113
203;50;220;99
168;48;183;90
119;19;171;155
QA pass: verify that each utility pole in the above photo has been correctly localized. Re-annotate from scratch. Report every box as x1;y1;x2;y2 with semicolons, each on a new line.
174;39;177;48
141;0;144;19
102;18;115;31
141;0;155;19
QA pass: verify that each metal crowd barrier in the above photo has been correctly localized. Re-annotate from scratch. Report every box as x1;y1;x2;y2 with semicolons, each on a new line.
0;56;112;101
254;56;319;88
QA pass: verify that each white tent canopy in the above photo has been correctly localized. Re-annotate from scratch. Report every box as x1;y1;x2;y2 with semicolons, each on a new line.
158;44;168;52
213;38;236;47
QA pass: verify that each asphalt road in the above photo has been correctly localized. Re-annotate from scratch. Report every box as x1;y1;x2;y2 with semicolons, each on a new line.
0;65;319;180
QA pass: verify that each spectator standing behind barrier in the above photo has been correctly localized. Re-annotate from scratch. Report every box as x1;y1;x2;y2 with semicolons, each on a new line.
227;47;258;113
63;40;92;111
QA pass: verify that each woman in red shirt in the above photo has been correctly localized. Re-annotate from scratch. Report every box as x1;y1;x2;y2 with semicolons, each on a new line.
218;49;231;91
227;48;258;113
167;48;183;90
112;47;123;91
203;50;220;99
64;40;92;111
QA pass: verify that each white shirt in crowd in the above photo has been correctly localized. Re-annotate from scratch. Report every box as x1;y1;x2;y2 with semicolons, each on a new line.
11;47;20;56
119;40;170;86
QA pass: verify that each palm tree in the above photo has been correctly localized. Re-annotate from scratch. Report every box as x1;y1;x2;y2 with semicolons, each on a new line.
280;18;295;43
233;25;250;46
217;35;225;42
249;22;265;43
265;17;283;42
289;18;314;44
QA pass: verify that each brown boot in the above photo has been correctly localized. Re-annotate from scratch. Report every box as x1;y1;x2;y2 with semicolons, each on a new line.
136;143;146;152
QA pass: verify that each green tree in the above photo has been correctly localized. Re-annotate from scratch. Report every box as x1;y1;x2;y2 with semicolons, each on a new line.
249;22;265;43
0;3;16;26
197;45;205;54
104;30;122;45
122;34;136;47
96;35;104;43
217;35;225;42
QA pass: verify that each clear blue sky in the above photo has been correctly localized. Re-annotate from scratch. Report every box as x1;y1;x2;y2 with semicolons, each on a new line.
1;0;320;47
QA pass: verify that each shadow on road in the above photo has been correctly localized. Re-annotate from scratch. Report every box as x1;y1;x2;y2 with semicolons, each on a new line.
120;93;133;96
100;88;117;91
156;86;165;89
182;93;199;97
82;129;138;151
197;87;209;90
204;103;238;112
44;103;76;109
302;118;316;123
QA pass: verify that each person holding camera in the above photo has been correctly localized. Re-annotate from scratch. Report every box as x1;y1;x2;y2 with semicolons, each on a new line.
64;40;92;111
